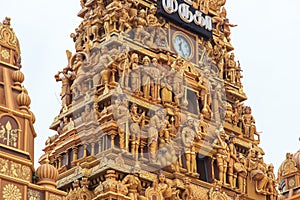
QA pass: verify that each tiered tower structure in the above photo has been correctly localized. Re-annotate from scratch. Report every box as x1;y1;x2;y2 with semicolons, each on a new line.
43;0;278;199
0;17;66;200
277;144;300;199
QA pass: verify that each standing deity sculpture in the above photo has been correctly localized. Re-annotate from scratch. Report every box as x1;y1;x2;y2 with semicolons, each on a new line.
181;115;200;174
130;53;142;95
242;106;256;139
171;57;187;106
113;94;130;151
212;126;229;185
55;67;75;108
141;56;152;99
129;104;145;159
225;53;236;83
198;69;212;116
227;133;238;188
148;108;165;163
117;46;130;88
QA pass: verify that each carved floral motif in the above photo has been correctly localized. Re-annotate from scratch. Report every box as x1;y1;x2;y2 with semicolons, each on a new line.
2;184;22;200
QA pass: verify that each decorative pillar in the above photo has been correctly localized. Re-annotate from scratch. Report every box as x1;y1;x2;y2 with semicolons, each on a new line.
73;146;78;161
91;142;95;156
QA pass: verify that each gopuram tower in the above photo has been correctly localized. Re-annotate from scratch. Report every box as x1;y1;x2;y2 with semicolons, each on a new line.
43;0;278;199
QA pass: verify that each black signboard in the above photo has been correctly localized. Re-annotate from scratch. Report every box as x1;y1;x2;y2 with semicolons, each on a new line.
157;0;213;38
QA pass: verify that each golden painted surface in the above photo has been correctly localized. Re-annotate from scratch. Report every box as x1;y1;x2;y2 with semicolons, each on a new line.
0;49;10;60
0;157;31;181
2;184;22;200
28;189;40;200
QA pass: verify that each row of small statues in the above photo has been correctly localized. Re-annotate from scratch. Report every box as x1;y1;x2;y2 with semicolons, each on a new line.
225;103;258;141
211;128;276;199
72;0;169;52
56;44;228;113
67;169;218;200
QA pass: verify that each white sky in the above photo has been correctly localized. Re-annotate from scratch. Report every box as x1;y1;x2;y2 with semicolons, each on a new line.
0;0;299;174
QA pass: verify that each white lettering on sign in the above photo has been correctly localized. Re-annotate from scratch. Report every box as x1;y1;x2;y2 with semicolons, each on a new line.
162;0;212;31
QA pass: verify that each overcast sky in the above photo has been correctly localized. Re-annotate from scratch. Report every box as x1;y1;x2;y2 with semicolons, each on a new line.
0;0;299;173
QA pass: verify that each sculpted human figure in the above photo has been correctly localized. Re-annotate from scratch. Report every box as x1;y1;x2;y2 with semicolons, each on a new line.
225;53;236;83
117;46;130;88
181;116;200;174
55;67;75;107
171;58;187;106
150;57;162;101
122;169;143;200
70;27;84;52
105;0;122;30
242;106;256;139
212;84;225;123
86;2;102;42
97;46;113;86
227;133;238;188
119;8;133;34
113;95;130;151
82;104;96;123
130;53;141;95
212;127;229;185
134;9;150;44
152;171;174;199
141;56;152;99
71;53;88;96
148;108;165;163
236;153;247;193
266;164;278;200
129;104;145;159
198;69;212;115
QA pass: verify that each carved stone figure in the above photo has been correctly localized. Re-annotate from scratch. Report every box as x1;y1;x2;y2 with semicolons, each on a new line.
119;8;133;34
266;164;278;200
148;108;165;163
236;153;247;193
198;69;212;116
181;115;200;174
55;67;74;107
134;9;150;44
113;94;130;151
151;171;177;199
225;53;236;83
227;133;238;188
130;53;141;95
141;56;152;99
129;104;145;159
171;58;187;106
242;106;256;139
212;127;229;185
117;46;130;88
122;169;143;200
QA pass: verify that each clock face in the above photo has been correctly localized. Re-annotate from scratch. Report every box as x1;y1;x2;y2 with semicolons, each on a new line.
173;34;192;59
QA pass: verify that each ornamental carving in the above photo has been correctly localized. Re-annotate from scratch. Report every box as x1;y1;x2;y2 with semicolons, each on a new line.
0;158;31;181
28;189;40;200
209;187;232;200
2;184;22;200
49;194;61;200
0;17;20;53
0;49;10;60
0;115;19;148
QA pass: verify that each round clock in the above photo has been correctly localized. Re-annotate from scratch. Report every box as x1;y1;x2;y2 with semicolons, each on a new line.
173;32;193;59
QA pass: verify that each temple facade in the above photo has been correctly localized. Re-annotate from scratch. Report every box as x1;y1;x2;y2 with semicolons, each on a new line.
0;17;66;200
0;0;280;200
